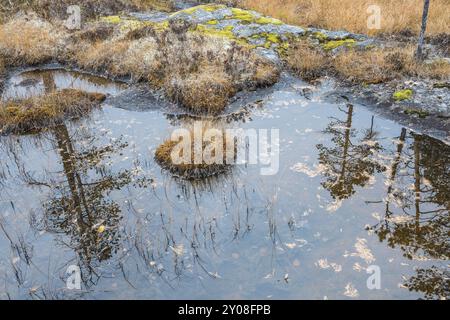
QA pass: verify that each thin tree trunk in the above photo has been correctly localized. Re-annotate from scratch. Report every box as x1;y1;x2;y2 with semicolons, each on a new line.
416;0;430;60
385;128;407;216
339;104;354;189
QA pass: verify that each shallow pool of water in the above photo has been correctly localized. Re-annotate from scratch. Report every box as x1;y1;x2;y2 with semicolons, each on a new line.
1;68;127;101
0;71;448;300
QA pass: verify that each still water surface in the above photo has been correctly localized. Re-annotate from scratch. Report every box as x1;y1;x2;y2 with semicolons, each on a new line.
0;69;448;299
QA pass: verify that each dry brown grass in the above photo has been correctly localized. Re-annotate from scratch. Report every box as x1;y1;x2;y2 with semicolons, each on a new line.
285;42;329;81
72;23;280;113
0;55;5;91
286;41;450;84
0;89;105;134
239;0;450;36
0;0;175;22
0;15;64;66
0;55;5;77
165;65;236;114
72;40;132;77
155;122;234;179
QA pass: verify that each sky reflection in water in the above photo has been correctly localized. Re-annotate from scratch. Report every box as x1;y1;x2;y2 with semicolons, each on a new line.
0;71;448;300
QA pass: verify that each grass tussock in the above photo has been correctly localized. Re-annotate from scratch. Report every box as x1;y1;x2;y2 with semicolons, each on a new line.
166;65;236;114
155;124;235;179
285;42;329;81
239;0;450;36
70;22;116;43
0;89;106;134
286;41;450;84
0;14;64;66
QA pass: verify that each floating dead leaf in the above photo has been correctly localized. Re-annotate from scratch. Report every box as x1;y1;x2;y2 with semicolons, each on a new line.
343;283;359;298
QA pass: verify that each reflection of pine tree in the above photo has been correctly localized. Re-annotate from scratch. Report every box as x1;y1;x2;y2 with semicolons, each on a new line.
370;132;450;299
316;104;385;200
404;266;449;300
32;72;133;287
42;124;131;282
373;133;449;260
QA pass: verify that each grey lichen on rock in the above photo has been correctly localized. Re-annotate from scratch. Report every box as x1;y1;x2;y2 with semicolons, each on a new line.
102;4;375;62
139;4;307;62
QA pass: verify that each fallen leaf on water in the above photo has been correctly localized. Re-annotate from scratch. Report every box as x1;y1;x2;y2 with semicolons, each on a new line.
343;283;359;298
285;242;297;249
170;244;184;256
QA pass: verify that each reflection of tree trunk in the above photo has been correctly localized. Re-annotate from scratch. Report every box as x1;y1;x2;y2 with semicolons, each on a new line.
42;72;56;93
43;69;95;267
53;124;93;267
43;70;93;222
54;125;81;215
53;125;92;224
414;135;421;233
386;128;407;215
339;104;354;186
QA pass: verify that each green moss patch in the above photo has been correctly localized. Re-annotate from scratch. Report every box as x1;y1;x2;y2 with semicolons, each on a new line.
180;4;226;15
404;108;430;118
255;16;283;25
195;25;236;39
393;89;414;101
322;39;356;51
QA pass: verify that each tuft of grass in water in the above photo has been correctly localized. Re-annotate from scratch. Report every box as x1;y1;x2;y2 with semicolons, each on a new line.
0;89;106;135
155;124;235;180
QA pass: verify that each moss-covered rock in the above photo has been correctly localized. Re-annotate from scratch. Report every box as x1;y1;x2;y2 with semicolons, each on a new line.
164;4;305;60
103;4;372;62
